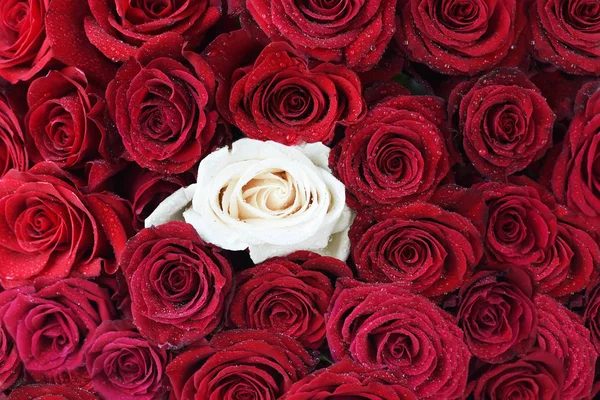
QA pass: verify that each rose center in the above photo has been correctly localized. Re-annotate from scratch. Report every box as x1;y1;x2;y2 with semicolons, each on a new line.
238;170;302;218
136;0;175;17
568;0;600;28
298;0;352;24
3;1;28;32
14;202;67;253
159;263;200;304
441;0;481;28
372;135;424;186
115;350;143;383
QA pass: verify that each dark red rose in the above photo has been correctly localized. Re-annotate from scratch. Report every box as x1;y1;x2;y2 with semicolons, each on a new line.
349;202;483;298
458;268;537;364
0;162;132;288
83;0;220;62
330;95;451;209
120;221;234;347
122;166;195;230
207;36;365;145
106;33;221;174
326;279;471;399
552;81;600;217
1;278;115;384
282;358;417;400
25;67;109;169
0;96;27;177
0;287;23;391
7;385;99;400
0;0;53;83
231;0;396;71
535;295;596;399
85;320;169;400
396;0;525;75
474;181;558;268
167;330;315;400
530;0;600;75
228;253;352;349
473;352;565;400
584;280;600;353
448;69;554;179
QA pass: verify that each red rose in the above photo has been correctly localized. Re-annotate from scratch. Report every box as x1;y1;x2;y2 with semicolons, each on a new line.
228;253;352;349
0;96;27;177
448;69;554;179
0;162;132;288
473;352;565;400
120;221;234;347
584;280;600;353
349;202;483;298
206;34;365;145
83;0;220;62
0;287;24;391
1;278;115;383
232;0;396;71
85;320;169;400
552;81;600;216
530;0;600;75
458;268;537;364
535;295;597;399
106;33;221;174
25;67;109;169
396;0;525;75
7;385;99;400
0;0;53;83
474;181;558;268
282;358;417;400
326;279;470;399
330;94;451;209
167;330;315;400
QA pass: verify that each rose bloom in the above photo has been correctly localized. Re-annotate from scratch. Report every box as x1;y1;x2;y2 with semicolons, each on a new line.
530;0;600;75
552;81;600;216
205;33;365;145
25;67;108;169
535;295;596;399
396;0;525;75
349;202;482;298
146;138;354;264
85;320;169;400
326;279;471;399
106;33;222;174
0;95;27;177
282;358;417;400
1;278;115;383
167;330;315;400
7;385;99;400
0;162;132;288
0;0;53;83
228;252;352;349
473;352;565;400
458;267;537;364
0;287;22;391
120;221;234;347
449;69;554;179
231;0;396;71
331;94;451;209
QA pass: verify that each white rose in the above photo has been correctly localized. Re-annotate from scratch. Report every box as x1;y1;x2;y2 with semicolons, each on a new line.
145;139;354;263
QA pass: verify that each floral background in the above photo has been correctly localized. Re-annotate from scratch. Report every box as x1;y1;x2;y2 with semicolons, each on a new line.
1;0;600;399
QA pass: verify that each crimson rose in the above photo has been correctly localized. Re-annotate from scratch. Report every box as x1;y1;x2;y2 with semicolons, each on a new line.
206;34;366;145
228;253;352;349
584;279;600;353
0;95;27;177
1;278;115;383
167;330;315;400
106;33;221;174
326;279;470;399
282;358;417;400
530;0;600;75
331;94;451;209
535;295;597;399
7;385;99;400
0;162;132;288
396;0;525;75
0;287;22;391
458;268;537;364
473;352;565;400
120;221;234;347
349;202;482;297
85;320;169;400
449;69;554;179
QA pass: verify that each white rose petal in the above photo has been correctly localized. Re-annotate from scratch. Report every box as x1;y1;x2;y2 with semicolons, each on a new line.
145;139;355;263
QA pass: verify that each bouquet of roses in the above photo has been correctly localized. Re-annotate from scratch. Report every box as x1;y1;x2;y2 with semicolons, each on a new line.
1;0;600;399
